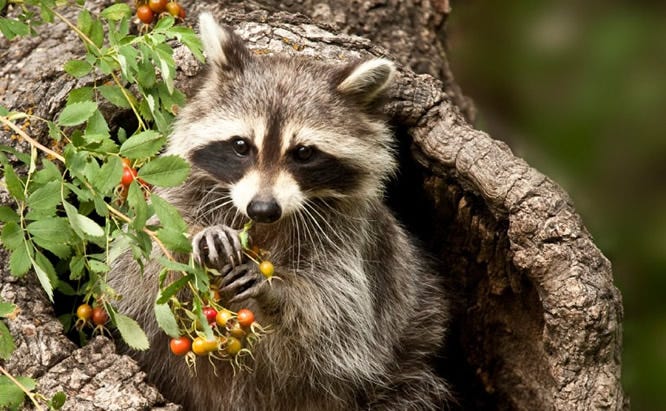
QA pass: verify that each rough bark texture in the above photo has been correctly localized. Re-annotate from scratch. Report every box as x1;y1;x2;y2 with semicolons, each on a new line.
0;0;626;409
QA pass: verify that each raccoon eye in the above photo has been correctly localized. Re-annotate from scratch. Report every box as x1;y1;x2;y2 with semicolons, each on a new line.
231;137;250;156
293;145;314;162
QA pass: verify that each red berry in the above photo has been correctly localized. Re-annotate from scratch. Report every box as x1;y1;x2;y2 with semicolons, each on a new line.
236;308;255;328
121;166;136;186
148;0;167;13
92;306;109;326
203;306;217;324
178;6;186;19
169;336;191;356
136;5;155;24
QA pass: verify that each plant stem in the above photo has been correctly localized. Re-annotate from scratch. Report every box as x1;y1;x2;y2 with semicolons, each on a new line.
0;116;65;162
0;366;45;411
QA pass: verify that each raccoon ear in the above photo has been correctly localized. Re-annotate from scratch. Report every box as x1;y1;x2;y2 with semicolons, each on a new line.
335;58;396;104
199;12;251;71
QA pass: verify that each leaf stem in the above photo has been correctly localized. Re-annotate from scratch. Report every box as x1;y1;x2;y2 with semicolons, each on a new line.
0;116;65;163
0;366;45;411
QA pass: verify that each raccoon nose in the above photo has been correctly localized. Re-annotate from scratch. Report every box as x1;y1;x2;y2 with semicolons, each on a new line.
247;198;282;223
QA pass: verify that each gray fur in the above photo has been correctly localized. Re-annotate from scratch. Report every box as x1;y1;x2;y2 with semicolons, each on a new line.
107;14;449;410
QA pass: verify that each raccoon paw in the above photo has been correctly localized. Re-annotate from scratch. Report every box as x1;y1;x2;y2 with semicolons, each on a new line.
192;225;244;268
218;263;267;304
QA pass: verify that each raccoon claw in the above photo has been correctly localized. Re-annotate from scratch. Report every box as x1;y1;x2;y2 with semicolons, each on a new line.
218;263;266;303
192;225;243;268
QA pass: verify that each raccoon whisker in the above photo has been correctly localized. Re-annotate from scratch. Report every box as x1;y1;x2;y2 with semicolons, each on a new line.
290;211;303;272
199;197;234;223
302;201;349;252
299;204;335;255
296;207;325;266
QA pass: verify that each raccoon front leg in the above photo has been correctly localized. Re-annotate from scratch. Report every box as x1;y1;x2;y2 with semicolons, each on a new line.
191;224;243;267
218;264;268;304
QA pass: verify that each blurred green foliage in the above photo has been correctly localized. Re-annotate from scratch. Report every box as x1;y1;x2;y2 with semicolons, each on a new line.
448;1;666;409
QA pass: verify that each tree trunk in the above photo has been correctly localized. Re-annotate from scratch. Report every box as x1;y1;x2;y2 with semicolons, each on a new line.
0;0;626;409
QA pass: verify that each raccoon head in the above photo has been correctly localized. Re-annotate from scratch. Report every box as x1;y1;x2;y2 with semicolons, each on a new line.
167;13;397;224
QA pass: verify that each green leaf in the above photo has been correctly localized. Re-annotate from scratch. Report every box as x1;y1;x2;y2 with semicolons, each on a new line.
153;15;175;32
151;193;186;231
0;375;36;409
63;201;104;239
27;180;60;211
155;273;192;305
67;86;94;105
94;156;123;195
137;155;190;187
154;302;180;338
1;222;23;251
9;241;31;277
48;391;67;409
0;206;19;223
69;255;85;280
0;18;30;40
64;59;92;78
119;130;165;159
4;164;25;201
0;301;16;317
26;217;73;243
101;3;131;21
168;27;205;62
85;109;109;137
113;312;150;350
89;259;110;274
156;227;191;253
127;181;149;230
156;257;194;273
57;101;98;126
33;252;56;302
90;19;104;48
32;236;71;259
98;84;132;109
77;9;93;36
0;321;16;360
32;159;61;185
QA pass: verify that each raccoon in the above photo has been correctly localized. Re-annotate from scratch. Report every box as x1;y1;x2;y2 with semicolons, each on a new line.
108;13;449;411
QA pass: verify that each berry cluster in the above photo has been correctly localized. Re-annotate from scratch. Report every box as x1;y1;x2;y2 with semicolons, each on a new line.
136;0;186;25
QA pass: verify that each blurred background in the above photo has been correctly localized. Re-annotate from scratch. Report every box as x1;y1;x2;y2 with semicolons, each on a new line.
447;1;666;409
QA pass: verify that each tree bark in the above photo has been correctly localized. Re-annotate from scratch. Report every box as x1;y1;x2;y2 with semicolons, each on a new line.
0;0;626;409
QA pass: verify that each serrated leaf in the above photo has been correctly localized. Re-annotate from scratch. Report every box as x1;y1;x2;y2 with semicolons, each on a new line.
88;259;110;274
154;302;180;338
137;155;190;187
85;109;109;137
0;206;19;223
169;27;205;62
64;59;92;78
1;222;23;251
77;9;93;36
156;227;191;253
27;180;60;211
119;130;164;159
63;201;104;239
0;321;15;361
90;19;104;48
0;375;36;409
0;18;30;40
57;101;98;126
9;241;31;277
33;253;56;302
4;164;25;201
127;181;149;230
156;273;192;305
26;217;73;243
69;255;85;280
192;264;210;293
32;159;61;185
114;312;149;350
151;193;186;232
67;86;94;105
100;3;131;21
98;84;132;109
32;236;71;259
94;156;123;195
156;257;194;273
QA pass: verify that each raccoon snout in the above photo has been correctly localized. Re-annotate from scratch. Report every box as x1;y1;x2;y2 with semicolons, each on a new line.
247;198;282;223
